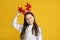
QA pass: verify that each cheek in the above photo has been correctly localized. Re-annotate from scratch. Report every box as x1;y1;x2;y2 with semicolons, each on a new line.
32;18;34;22
26;20;29;23
30;18;34;23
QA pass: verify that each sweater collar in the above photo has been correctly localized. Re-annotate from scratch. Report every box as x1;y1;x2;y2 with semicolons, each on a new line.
29;24;33;27
27;24;33;30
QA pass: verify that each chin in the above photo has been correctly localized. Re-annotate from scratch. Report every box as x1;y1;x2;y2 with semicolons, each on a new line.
29;23;33;25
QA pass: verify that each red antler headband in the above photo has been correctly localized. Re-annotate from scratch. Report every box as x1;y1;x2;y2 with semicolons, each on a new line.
18;3;31;14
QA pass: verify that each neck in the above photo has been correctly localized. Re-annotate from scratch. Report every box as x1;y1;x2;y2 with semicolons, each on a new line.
29;24;33;27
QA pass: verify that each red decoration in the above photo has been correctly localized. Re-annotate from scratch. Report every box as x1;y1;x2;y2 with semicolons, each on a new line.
18;7;25;14
25;3;31;11
18;3;31;14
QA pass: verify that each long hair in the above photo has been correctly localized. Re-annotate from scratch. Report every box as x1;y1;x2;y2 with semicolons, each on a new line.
20;12;39;40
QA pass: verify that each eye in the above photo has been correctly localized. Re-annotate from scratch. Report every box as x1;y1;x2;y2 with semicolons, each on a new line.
26;18;29;21
30;17;32;19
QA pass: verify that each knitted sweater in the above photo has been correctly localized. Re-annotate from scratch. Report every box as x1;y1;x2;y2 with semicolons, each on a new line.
12;15;42;40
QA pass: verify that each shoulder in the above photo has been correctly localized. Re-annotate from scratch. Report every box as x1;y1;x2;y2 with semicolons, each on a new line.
19;24;24;28
37;25;41;30
37;25;42;33
19;24;23;26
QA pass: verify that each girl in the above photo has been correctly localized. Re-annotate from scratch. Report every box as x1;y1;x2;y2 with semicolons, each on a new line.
12;11;42;40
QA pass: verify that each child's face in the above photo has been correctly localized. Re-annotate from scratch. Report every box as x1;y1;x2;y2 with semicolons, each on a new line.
25;14;34;25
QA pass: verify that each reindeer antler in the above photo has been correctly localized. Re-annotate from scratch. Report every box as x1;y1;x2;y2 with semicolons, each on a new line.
18;3;31;14
18;7;25;14
25;3;31;11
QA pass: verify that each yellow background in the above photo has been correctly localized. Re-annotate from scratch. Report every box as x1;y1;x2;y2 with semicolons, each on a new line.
0;0;60;40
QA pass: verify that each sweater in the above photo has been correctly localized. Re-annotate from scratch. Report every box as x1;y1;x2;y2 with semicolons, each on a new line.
12;15;42;40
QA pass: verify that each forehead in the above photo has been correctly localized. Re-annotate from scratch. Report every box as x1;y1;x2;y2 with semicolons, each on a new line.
25;14;33;18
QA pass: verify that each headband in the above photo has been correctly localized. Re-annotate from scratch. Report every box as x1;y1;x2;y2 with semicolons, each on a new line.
18;3;31;14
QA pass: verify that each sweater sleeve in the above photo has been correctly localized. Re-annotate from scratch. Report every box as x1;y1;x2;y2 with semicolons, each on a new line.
36;26;42;40
12;15;23;33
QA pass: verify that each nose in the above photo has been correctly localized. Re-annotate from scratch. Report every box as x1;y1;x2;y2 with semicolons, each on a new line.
29;19;31;22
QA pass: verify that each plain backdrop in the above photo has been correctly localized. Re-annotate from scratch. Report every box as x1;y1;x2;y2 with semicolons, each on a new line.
0;0;60;40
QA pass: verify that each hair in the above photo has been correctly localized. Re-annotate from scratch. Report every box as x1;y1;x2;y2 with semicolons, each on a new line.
20;12;39;40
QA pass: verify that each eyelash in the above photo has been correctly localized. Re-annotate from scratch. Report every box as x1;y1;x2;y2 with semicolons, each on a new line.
26;17;32;20
30;17;31;19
